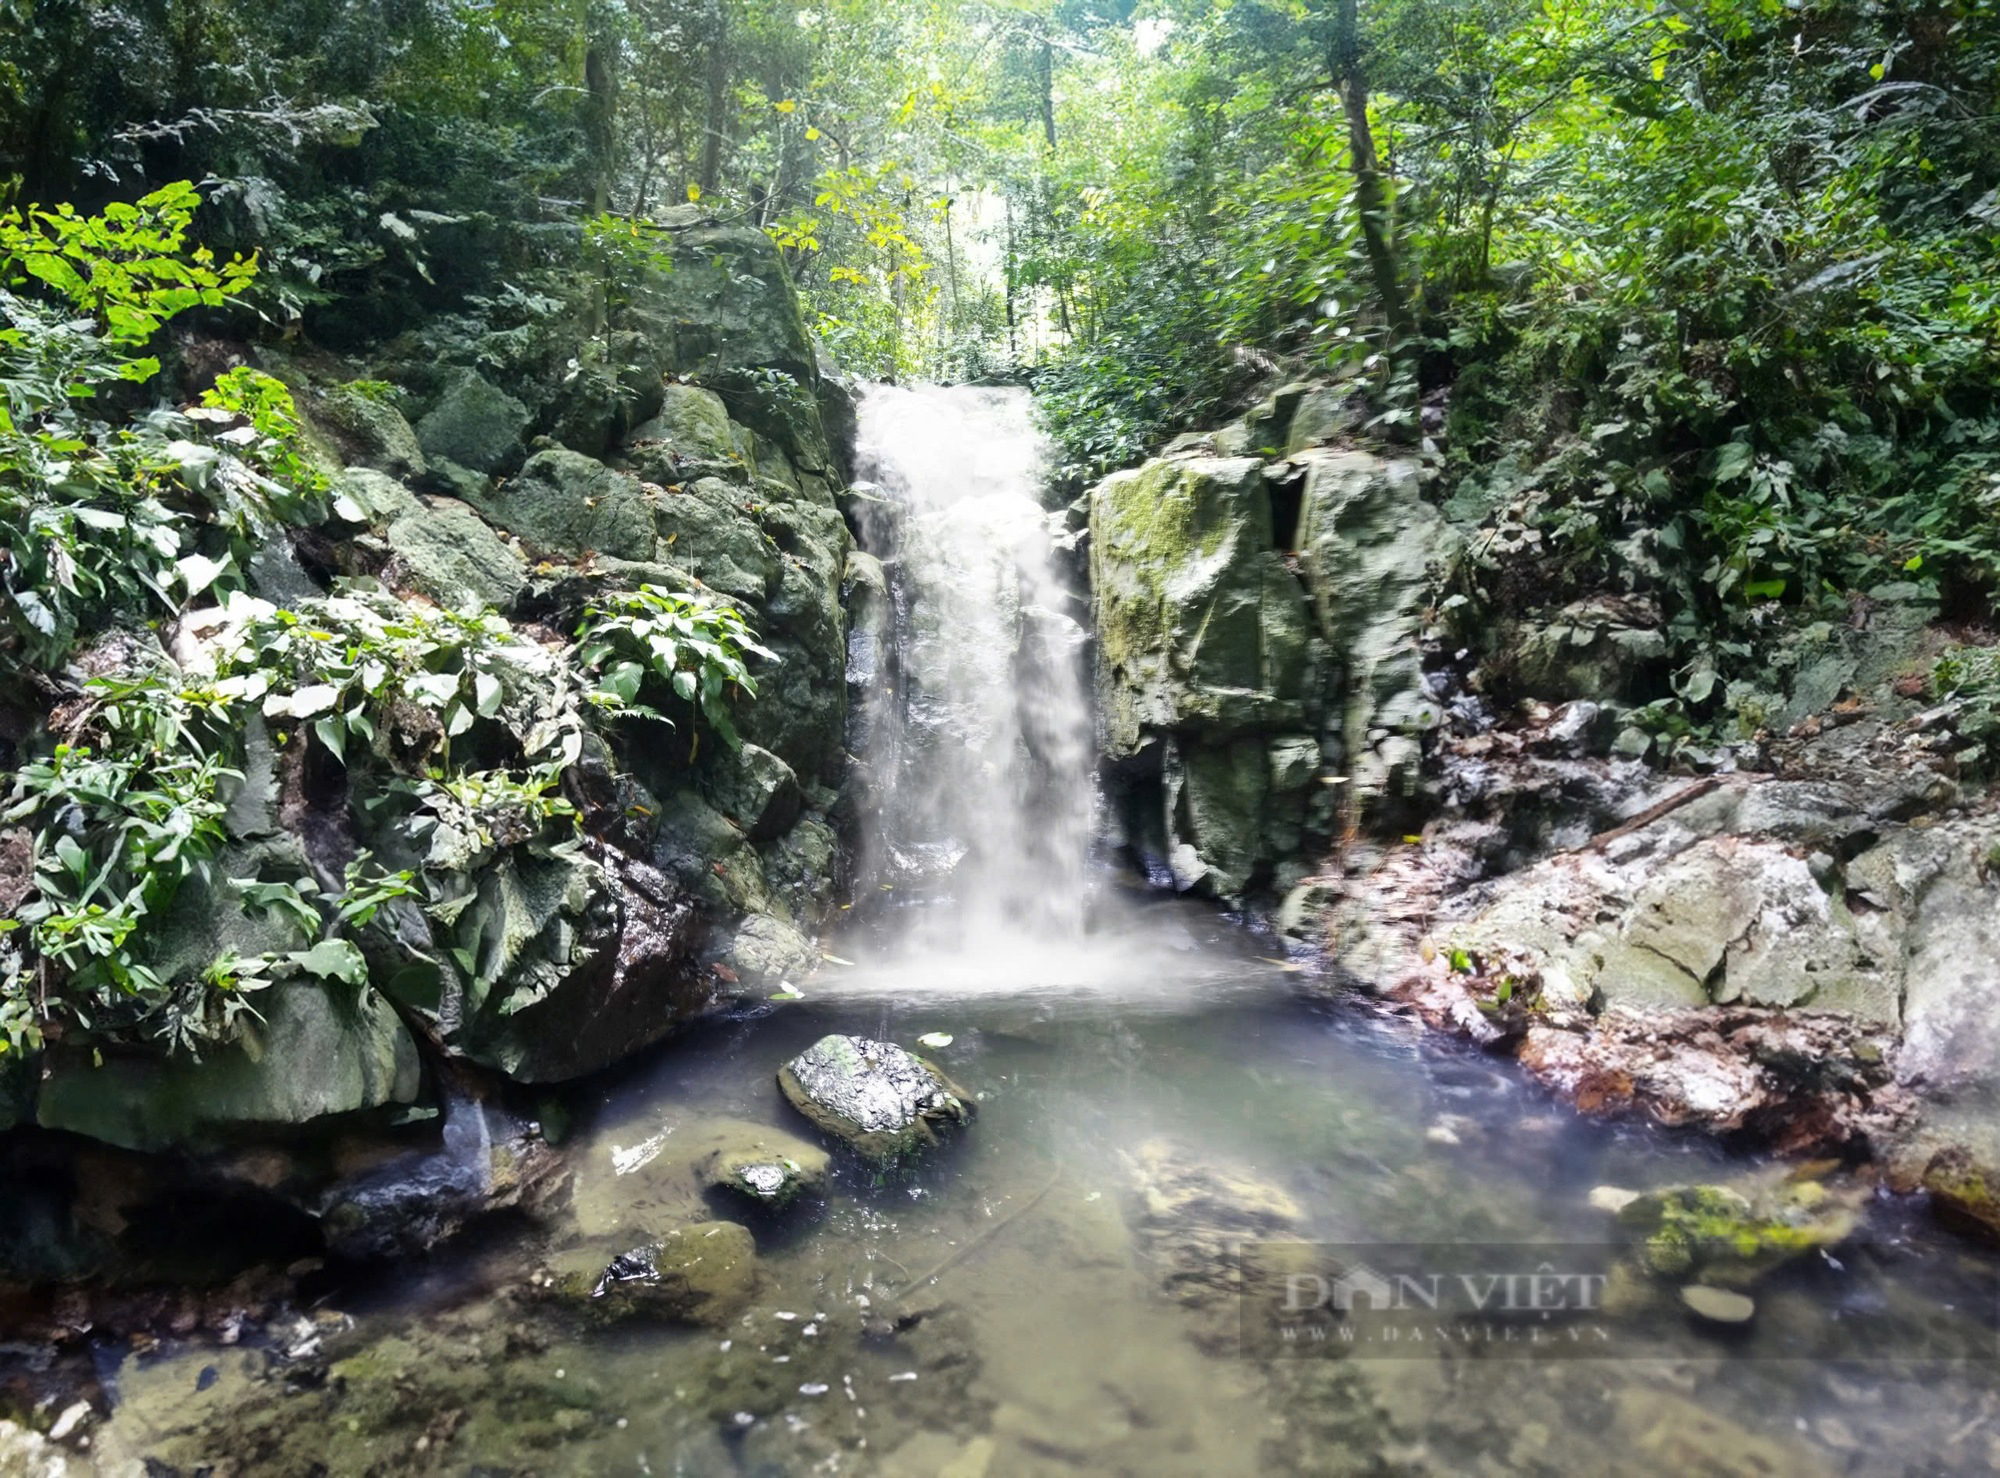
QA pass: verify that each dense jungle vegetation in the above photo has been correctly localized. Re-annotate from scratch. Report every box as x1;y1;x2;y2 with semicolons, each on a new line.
1;0;1998;1055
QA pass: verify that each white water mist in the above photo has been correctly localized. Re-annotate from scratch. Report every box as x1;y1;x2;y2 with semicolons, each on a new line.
850;384;1094;946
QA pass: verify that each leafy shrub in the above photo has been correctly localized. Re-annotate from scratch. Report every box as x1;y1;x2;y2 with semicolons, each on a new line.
0;661;416;1058
0;184;321;669
574;584;777;755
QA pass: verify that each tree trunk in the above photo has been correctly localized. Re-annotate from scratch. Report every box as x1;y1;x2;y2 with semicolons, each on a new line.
698;2;730;197
1039;38;1058;150
582;20;618;216
1330;0;1414;346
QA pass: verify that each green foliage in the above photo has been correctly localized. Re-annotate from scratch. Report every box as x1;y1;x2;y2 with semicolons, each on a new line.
200;367;327;495
0;185;320;669
0;660;416;1059
1933;645;2000;779
575;584;778;754
209;588;588;773
0;181;258;349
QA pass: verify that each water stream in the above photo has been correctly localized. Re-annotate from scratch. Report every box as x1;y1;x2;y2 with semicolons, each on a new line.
91;389;2000;1476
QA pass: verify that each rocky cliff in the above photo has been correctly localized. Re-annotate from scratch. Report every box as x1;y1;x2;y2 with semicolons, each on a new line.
1089;383;1453;899
2;213;863;1264
1093;380;2000;1248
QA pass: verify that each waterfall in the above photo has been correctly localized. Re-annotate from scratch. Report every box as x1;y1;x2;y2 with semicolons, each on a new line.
847;384;1094;951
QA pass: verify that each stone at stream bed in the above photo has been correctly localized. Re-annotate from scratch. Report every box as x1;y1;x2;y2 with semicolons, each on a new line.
1680;1284;1756;1325
777;1036;974;1164
544;1221;758;1327
1613;1180;1858;1285
0;1420;66;1478
698;1126;831;1211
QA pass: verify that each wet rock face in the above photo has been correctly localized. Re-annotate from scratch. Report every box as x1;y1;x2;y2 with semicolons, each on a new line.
319;1093;572;1261
35;980;422;1153
777;1035;973;1164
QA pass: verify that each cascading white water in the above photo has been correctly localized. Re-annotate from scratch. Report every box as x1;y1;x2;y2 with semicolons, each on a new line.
849;384;1095;950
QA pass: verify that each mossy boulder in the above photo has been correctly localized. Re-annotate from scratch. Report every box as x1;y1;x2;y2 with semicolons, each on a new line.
35;981;421;1153
627;384;744;468
760;815;840;928
1091;453;1316;756
317;385;428;480
544;1221;759;1327
1614;1181;1857;1286
777;1035;974;1165
548;329;667;457
702;741;801;843
416;371;532;475
384;500;529;610
697;1125;831;1211
470;447;657;561
330;467;424;528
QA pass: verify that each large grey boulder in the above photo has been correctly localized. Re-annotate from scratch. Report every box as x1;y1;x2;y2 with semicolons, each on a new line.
35;981;421;1153
384;500;529;610
1090;452;1321;896
317;384;428;480
416;371;532;475
470;447;657;561
623;218;821;387
777;1035;974;1164
1092;453;1316;754
1294;449;1455;808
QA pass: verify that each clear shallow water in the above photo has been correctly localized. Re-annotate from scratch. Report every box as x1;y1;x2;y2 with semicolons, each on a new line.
92;890;2000;1476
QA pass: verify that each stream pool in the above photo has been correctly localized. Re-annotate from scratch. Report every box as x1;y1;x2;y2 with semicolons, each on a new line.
91;887;2000;1476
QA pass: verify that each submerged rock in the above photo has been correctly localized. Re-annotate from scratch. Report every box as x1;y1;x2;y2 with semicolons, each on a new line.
1680;1284;1756;1325
1613;1179;1858;1286
1123;1138;1304;1354
697;1126;830;1211
777;1035;973;1164
546;1221;758;1327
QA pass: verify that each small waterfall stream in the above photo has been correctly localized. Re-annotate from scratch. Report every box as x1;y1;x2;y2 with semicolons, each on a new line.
847;384;1095;947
